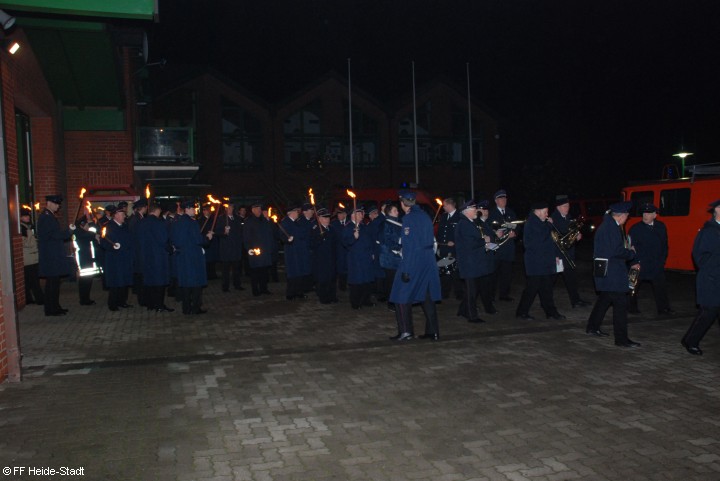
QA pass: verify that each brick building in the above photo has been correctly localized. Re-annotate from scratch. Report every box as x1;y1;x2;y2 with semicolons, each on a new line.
0;4;154;383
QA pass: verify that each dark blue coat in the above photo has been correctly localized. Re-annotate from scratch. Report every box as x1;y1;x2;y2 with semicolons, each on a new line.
455;215;494;279
380;217;402;270
101;220;134;287
628;220;668;280
128;213;145;274
282;216;313;278
215;214;244;262
331;218;349;274
171;214;208;288
367;214;386;279
37;208;74;277
138;215;170;286
390;205;441;303
437;209;461;259
311;224;336;283
692;220;720;307
198;215;219;263
165;215;178;278
593;214;637;292
243;215;275;268
342;222;375;284
488;206;518;262
523;214;557;276
550;210;578;261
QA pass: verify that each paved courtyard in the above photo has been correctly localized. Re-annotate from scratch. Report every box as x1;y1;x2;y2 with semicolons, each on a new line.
1;262;719;481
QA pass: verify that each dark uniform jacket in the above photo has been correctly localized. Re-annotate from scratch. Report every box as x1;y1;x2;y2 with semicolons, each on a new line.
330;218;349;275
171;214;208;288
282;216;312;278
437;209;461;260
628;220;668;280
165;214;179;278
243;215;274;268
488;206;518;262
455;215;494;279
128;213;144;274
215;214;244;262
138;215;170;287
550;210;578;261
311;224;336;283
523;214;557;276
692;220;720;307
198;215;219;263
74;223;99;270
37;208;73;277
101;220;134;287
593;214;637;292
342;222;375;284
367;214;386;279
380;217;402;270
389;205;441;303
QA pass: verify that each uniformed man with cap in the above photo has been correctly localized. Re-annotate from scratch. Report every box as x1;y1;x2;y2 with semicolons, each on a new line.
311;207;338;303
282;203;311;300
343;205;375;309
586;201;641;348
20;205;45;305
215;202;245;292
128;198;148;306
171;200;214;314
244;201;280;296
262;204;282;283
476;199;499;314
488;189;519;301
100;205;134;311
454;199;494;323
681;199;720;355
437;197;463;300
331;205;350;291
198;203;220;280
516;202;566;321
551;195;591;308
74;215;99;306
389;190;442;341
138;203;173;312
366;203;387;300
37;194;76;316
298;202;316;292
627;203;672;315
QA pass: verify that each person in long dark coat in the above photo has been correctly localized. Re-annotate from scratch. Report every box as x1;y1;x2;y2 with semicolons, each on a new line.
262;205;281;282
37;194;75;316
282;205;311;300
365;204;386;300
488;189;519;302
551;195;591;308
681;199;720;355
74;216;100;305
454;200;495;323
164;204;181;300
379;203;402;311
515;203;565;320
298;204;317;292
244;202;280;296
476;201;499;314
139;204;173;312
389;191;442;341
198;203;219;280
215;203;245;292
171;201;214;315
628;203;672;315
343;207;376;309
331;207;350;291
101;207;134;311
20;206;45;306
437;197;464;300
128;199;147;306
311;208;337;304
585;201;641;348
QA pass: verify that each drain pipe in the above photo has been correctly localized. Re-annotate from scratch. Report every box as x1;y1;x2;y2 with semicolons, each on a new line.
0;66;22;382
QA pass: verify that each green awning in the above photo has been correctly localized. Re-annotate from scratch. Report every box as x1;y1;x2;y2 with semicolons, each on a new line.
0;0;156;20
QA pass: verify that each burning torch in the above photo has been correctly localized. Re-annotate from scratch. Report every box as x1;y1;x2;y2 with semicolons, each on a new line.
347;189;358;232
74;187;87;221
432;198;443;224
308;187;323;234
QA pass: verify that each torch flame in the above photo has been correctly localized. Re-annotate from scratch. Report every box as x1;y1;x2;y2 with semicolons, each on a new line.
22;204;32;210
207;194;221;204
268;207;273;218
210;206;215;212
253;248;261;256
346;189;356;199
271;215;278;223
309;188;315;205
338;202;345;209
223;197;229;201
79;187;87;199
145;184;151;199
101;227;107;238
435;198;443;206
34;202;40;211
86;201;92;213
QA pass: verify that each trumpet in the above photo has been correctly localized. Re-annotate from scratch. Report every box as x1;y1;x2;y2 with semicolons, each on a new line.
491;219;525;248
551;229;576;269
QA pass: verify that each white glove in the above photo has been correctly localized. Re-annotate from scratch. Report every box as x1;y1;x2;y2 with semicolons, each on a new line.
248;249;255;255
113;243;121;250
69;224;76;230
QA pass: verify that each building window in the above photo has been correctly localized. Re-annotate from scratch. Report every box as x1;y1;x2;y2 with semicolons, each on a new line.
222;97;263;171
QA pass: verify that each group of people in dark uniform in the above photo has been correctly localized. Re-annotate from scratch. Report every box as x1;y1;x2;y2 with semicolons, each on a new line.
23;189;720;356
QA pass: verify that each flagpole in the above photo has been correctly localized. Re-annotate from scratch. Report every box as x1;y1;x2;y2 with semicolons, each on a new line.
348;58;354;188
466;62;475;200
412;61;419;186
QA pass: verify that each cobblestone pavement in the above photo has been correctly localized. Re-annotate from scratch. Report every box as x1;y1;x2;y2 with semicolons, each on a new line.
2;263;719;481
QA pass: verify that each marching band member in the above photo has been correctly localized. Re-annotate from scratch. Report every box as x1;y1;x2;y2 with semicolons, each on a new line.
551;195;591;308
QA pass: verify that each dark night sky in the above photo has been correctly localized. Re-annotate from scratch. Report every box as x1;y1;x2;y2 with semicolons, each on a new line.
149;0;720;196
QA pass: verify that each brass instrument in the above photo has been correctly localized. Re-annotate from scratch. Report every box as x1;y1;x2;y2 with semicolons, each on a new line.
623;232;640;295
491;219;525;248
558;218;584;250
477;222;498;251
550;229;576;269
